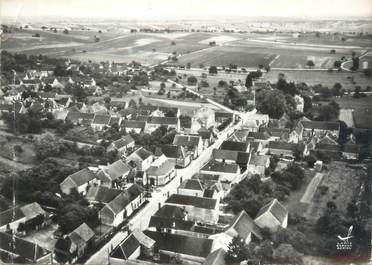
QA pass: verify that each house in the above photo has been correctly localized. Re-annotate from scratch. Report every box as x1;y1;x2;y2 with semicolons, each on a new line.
154;144;191;168
277;113;291;128
268;141;306;158
131;228;156;258
247;131;271;145
200;160;241;183
191;107;215;133
230;129;251;142
68;223;95;260
210;210;262;251
247;154;270;177
212;149;250;170
91;114;110;131
198;127;215;148
165;194;219;224
177;179;204;197
98;160;132;188
254;199;288;232
120;120;146;133
60;168;98;195
85;186;122;206
126;147;153;171
146;156;176;186
242;120;259;133
298;121;340;140
173;134;203;159
245;113;269;127
0;232;50;263
342;144;360;160
262;128;291;142
220;140;250;152
99;184;145;226
0;202;47;232
65;111;95;126
107;135;135;157
313;143;342;160
249;141;264;154
144;230;214;263
110;233;141;261
145;116;180;133
215;111;234;125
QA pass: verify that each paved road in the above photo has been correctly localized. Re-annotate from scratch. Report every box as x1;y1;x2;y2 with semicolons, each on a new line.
84;118;241;265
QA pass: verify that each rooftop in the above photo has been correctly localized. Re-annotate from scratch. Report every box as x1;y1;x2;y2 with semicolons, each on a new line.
166;194;217;210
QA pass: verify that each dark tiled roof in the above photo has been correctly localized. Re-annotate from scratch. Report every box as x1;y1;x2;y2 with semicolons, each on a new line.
109;116;121;126
215;112;233;119
301;121;340;131
268;141;298;151
154;144;185;159
132;147;153;160
144;230;213;258
248;131;271;140
342;144;360;154
92;114;110;125
154;205;186;219
248;154;269;167
173;135;201;147
112;135;135;149
147;116;178;125
0;232;49;262
66;111;94;122
315;143;341;152
121;120;146;129
220;141;248;152
203;189;215;198
179;179;204;191
110;234;140;260
166;194;217;210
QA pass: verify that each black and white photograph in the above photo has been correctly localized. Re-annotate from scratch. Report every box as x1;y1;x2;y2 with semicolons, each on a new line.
0;0;371;264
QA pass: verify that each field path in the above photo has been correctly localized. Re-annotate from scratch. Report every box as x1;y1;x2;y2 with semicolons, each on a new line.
301;173;324;203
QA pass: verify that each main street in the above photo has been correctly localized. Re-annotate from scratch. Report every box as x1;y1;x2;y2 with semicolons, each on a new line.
85;115;242;265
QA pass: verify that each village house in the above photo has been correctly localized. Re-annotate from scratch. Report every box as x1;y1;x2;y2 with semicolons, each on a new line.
154;144;191;168
144;230;214;263
120;120;146;133
297;120;340;141
107;135;135;157
198;127;215;149
173;134;204;159
85;186;122;207
215;111;234;126
0;232;50;263
254;199;288;232
91;114;111;131
242;120;260;133
146;155;176;186
200;160;241;183
97;159;131;188
145;116;180;133
268;141;306;158
247;154;270;177
99;184;145;227
126;147;154;171
0;202;47;233
210;210;262;251
165;194;219;225
203;248;227;265
60;168;98;195
220;140;250;153
177;178;205;197
65;111;95;126
67;223;95;262
247;131;271;146
110;233;141;261
212;149;250;170
342;144;360;160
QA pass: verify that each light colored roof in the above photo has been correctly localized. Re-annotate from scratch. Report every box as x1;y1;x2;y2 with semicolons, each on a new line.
248;154;270;167
132;229;155;248
255;199;288;225
226;210;262;240
173;134;201;147
203;248;226;265
146;159;175;176
20;202;46;219
70;222;95;243
105;160;131;181
63;168;96;187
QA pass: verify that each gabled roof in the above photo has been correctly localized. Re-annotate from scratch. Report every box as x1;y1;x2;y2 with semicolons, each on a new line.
248;154;270;167
86;186;122;204
129;147;153;161
66;111;95;122
105;160;131;181
268;141;298;151
63;168;96;187
69;223;95;243
0;232;49;262
132;229;155;248
315;143;341;152
301;121;340;131
215;112;233;120
154;144;186;159
121;120;146;129
179;179;204;191
109;116;121;126
201;160;239;174
166;194;217;210
226;210;262;240
255;199;288;225
20;202;46;219
248;131;271;140
144;230;213;258
154;205;186;219
220;141;249;152
112;135;134;150
92;114;110;125
146;159;175;176
342;144;360;154
204;248;226;265
173;135;201;147
0;206;25;227
110;234;140;260
147;116;178;125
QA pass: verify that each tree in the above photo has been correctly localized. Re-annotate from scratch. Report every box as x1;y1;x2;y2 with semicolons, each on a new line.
306;60;315;68
54;237;72;263
256;89;287;119
272;243;303;264
330;49;336;54
334;60;342;69
208;66;218;75
225;236;249;264
187;76;197;85
63;29;69;34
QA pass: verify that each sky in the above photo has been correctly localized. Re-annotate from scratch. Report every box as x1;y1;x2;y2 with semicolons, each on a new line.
1;0;372;19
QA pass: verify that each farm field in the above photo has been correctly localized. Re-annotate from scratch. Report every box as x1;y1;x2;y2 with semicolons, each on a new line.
352;107;372;130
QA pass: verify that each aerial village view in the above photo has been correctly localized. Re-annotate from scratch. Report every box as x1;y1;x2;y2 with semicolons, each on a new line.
0;0;371;264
